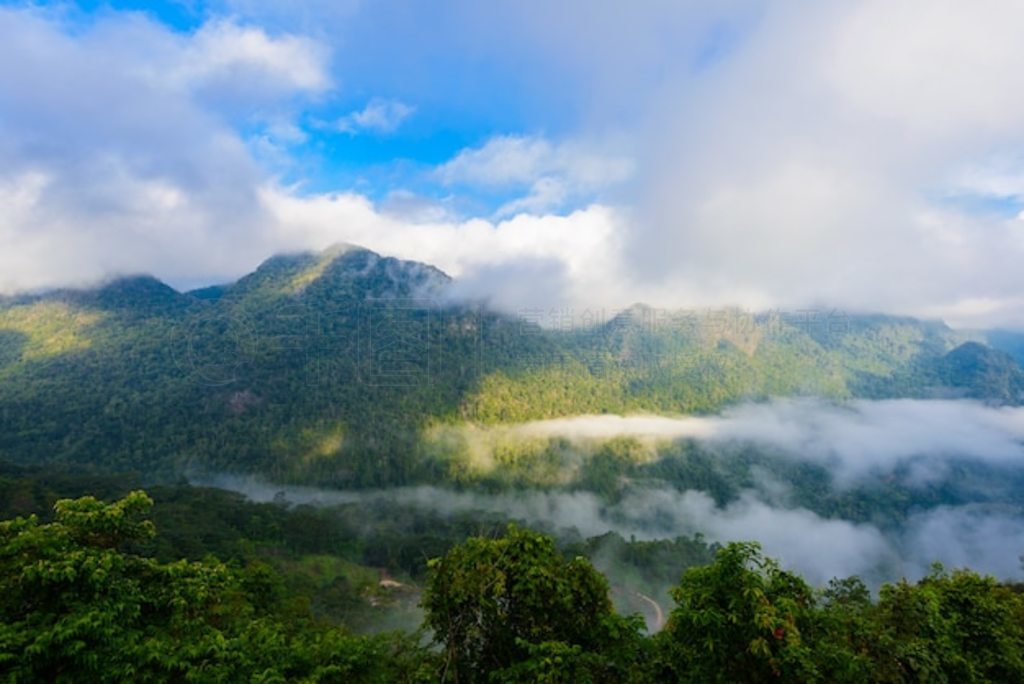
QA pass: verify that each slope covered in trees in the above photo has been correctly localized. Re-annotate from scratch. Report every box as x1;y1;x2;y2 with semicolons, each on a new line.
1;245;1020;488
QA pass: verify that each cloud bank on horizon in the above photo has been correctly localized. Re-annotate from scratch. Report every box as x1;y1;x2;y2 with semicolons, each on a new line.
2;1;1024;328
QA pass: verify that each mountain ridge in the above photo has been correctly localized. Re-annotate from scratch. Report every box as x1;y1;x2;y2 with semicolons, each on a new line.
1;244;1023;486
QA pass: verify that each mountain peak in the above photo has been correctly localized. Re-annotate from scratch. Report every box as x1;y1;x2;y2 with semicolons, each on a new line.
228;244;450;301
938;341;1024;402
95;274;176;295
86;275;191;317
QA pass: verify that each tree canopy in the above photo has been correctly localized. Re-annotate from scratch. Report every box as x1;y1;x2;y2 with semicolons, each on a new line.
4;491;1024;682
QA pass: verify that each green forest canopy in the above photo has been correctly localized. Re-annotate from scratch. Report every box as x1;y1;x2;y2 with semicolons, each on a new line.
3;492;1024;683
2;246;1022;488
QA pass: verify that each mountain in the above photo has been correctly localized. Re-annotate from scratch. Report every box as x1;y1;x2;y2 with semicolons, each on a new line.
937;341;1024;402
0;244;1021;487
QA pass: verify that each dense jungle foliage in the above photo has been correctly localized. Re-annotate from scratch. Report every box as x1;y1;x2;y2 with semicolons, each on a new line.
3;491;1023;682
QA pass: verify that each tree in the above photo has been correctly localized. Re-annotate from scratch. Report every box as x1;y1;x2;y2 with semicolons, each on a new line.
0;491;432;682
872;566;1024;683
421;524;643;682
804;576;876;682
655;542;817;683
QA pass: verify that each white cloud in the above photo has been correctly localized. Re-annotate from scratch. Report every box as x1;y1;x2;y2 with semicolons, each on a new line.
951;159;1024;203
201;395;1024;584
259;186;629;312
334;98;414;134
492;177;569;218
903;506;1024;581
0;7;625;315
821;0;1024;141
437;135;634;215
431;399;1024;485
5;2;1024;330
0;7;328;292
204;471;1024;586
622;0;1024;327
181;19;330;96
439;135;634;188
190;393;1024;585
283;0;1024;327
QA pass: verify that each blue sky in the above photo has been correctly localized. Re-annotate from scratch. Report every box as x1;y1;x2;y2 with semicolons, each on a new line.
20;0;654;209
26;0;751;209
3;1;1024;329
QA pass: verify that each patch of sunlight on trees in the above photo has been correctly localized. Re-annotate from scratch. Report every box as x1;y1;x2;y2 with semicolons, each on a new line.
270;425;346;467
0;302;104;360
423;421;658;487
304;428;345;464
287;244;355;293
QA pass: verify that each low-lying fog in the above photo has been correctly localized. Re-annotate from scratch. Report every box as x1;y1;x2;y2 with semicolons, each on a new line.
197;398;1024;587
503;398;1024;485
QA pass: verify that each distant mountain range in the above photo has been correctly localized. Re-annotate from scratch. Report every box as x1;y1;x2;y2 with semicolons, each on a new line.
2;244;1023;486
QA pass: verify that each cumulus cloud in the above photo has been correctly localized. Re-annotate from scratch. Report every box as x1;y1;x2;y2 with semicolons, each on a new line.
624;0;1024;328
438;136;632;189
180;18;330;98
0;7;329;293
5;1;1024;330
334;98;414;134
230;0;1024;326
260;187;630;312
437;135;634;217
231;0;1024;328
0;6;628;310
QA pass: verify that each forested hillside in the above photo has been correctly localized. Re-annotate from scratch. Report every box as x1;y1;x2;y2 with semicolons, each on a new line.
1;245;1020;487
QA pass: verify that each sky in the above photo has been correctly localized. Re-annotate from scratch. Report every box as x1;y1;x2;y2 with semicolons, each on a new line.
3;1;1024;328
